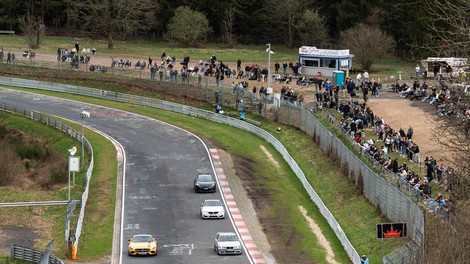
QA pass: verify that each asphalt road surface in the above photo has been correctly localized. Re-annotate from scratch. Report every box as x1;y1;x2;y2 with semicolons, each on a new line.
0;87;251;264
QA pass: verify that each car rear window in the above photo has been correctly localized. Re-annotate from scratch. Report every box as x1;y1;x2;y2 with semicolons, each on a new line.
198;175;213;182
219;234;238;241
205;200;221;206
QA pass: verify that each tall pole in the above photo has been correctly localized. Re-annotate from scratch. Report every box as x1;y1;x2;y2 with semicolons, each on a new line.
81;117;84;167
68;169;71;202
267;43;271;96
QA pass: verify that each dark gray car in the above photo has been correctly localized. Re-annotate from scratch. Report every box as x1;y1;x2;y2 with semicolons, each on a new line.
194;174;216;193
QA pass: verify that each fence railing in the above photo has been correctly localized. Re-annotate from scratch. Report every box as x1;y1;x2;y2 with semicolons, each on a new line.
272;102;425;263
10;244;63;264
0;101;94;259
0;77;362;263
322;107;449;220
0;70;425;263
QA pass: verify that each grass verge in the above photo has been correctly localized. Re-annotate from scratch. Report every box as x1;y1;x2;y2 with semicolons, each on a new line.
0;35;298;64
0;110;117;260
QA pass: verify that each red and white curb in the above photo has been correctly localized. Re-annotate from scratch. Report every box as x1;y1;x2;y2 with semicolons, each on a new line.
210;148;267;264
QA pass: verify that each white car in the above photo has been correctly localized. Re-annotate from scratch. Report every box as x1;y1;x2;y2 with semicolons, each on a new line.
200;199;225;219
214;232;242;255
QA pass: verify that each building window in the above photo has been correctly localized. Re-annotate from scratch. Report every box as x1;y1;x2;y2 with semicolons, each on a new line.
321;59;336;68
302;59;319;67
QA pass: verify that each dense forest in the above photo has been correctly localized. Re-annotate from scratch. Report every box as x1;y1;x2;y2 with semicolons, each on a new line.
0;0;435;56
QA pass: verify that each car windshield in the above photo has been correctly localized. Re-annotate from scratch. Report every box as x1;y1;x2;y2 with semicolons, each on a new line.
219;234;238;241
198;175;213;182
133;236;153;242
204;200;222;206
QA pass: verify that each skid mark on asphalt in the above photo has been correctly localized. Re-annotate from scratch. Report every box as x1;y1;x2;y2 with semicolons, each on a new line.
210;148;267;264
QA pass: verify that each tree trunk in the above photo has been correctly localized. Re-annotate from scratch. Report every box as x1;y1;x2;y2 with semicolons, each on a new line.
107;32;114;49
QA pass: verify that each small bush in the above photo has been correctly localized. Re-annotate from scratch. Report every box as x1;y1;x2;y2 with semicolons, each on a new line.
0;140;21;186
49;162;68;185
14;144;52;160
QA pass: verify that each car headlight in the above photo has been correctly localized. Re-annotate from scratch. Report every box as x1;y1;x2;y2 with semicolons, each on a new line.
210;183;215;187
151;245;156;249
218;246;225;249
234;245;241;249
129;245;134;250
195;183;201;186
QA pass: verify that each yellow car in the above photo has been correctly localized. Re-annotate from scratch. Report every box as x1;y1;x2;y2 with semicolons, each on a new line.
128;234;158;256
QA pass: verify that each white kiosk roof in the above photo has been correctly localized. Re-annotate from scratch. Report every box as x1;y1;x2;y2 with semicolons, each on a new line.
299;46;351;57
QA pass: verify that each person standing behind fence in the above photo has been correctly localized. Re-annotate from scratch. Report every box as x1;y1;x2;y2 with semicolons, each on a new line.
11;53;15;64
215;90;220;104
252;86;257;100
407;125;414;140
148;57;152;69
364;71;369;83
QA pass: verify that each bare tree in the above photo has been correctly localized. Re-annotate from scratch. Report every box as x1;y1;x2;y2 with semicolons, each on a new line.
424;204;470;263
222;4;236;47
339;23;395;70
296;9;328;46
18;13;46;49
165;6;211;47
423;0;470;57
263;0;303;48
419;0;470;255
71;0;155;48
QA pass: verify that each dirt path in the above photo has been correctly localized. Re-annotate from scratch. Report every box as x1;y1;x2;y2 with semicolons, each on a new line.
299;206;339;264
260;145;280;168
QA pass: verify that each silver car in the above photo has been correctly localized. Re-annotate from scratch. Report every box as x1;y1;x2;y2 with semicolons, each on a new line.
214;232;242;255
200;199;225;219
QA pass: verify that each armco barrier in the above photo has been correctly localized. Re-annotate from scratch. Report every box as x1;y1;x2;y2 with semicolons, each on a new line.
10;244;63;264
0;77;361;263
0;100;94;259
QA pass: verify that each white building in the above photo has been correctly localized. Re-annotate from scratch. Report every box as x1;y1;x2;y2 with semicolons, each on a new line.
298;46;353;77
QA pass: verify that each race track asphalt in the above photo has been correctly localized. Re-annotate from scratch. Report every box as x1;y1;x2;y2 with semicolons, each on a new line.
0;88;251;264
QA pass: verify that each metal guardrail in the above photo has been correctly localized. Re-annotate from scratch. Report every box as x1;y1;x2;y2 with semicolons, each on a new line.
0;30;15;35
0;77;362;263
0;200;80;207
10;244;63;264
0;101;94;259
